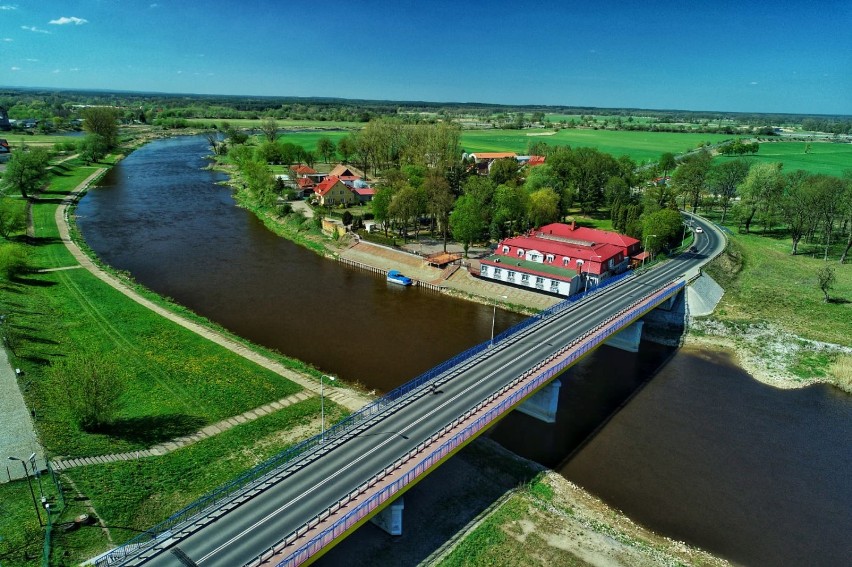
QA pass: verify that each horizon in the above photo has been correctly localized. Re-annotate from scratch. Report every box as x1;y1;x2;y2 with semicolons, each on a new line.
1;1;850;116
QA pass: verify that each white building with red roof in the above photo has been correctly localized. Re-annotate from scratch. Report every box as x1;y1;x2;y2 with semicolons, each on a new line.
479;222;640;297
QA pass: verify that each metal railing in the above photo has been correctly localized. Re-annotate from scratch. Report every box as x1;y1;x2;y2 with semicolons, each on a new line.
98;268;642;565
261;279;685;567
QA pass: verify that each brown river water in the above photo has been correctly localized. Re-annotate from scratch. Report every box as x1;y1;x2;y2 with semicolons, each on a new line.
76;136;851;566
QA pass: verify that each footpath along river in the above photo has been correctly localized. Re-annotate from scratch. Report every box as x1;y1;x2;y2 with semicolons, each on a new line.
76;136;851;566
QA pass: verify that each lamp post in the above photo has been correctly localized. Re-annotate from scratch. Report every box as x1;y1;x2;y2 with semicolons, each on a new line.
321;374;335;443
583;255;602;293
643;235;657;268
9;456;42;526
490;295;508;347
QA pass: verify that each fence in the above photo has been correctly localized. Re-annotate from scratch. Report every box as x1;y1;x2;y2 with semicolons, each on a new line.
258;279;685;567
98;269;651;566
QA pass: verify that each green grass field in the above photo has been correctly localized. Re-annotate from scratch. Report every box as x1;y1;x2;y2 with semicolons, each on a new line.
185;118;361;131
460;128;734;163
715;141;852;176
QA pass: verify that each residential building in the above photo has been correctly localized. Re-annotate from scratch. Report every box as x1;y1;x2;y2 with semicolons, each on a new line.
314;175;357;207
479;222;639;297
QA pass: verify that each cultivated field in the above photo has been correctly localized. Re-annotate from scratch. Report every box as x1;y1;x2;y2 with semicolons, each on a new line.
715;141;852;176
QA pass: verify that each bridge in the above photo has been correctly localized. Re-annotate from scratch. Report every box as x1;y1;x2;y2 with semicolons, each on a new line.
98;213;725;567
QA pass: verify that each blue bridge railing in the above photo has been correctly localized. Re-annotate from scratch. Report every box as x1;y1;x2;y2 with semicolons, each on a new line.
97;269;640;565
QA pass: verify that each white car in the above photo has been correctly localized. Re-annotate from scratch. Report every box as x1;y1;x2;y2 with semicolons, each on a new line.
694;227;703;233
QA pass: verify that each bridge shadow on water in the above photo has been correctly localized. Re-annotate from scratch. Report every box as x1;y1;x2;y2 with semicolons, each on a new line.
317;336;681;567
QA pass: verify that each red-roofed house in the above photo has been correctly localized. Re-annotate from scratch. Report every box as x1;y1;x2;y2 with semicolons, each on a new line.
479;222;638;297
527;155;546;166
314;175;357;206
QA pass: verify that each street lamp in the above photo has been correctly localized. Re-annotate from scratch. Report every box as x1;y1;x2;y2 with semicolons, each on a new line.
320;374;335;443
490;295;508;347
9;456;42;526
583;255;602;293
643;235;657;268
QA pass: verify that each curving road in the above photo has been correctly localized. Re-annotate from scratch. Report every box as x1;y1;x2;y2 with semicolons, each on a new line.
111;215;725;567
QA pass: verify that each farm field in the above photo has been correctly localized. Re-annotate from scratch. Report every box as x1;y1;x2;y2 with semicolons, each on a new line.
186;118;361;130
715;141;852;176
459;128;735;163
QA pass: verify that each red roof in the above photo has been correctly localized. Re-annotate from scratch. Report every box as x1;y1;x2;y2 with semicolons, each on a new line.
353;187;376;196
528;155;546;166
296;177;315;188
290;164;317;175
536;223;639;250
314;175;342;197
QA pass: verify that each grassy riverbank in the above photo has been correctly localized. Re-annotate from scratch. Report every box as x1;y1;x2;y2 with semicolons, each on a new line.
1;142;359;564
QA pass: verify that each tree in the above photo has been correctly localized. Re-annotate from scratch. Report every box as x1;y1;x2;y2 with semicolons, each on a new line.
526;187;560;228
51;352;126;431
816;264;836;303
492;184;527;237
671;150;711;212
839;171;852;264
81;107;120;148
337;135;355;164
780;170;819;254
316;137;336;164
450;194;486;257
707;159;750;223
260;117;278;143
1;147;51;199
488;157;520;186
0;242;30;281
389;184;426;242
423;173;455;251
642;208;683;254
658;152;677;179
0;197;27;238
78;134;110;164
736;162;784;233
371;184;396;237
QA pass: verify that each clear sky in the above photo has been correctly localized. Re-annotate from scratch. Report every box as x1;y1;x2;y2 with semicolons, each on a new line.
1;1;850;115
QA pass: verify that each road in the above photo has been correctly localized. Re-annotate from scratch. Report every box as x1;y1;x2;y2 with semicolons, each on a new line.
113;215;725;567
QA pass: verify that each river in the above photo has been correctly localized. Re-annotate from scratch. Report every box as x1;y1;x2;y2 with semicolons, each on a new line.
76;136;851;566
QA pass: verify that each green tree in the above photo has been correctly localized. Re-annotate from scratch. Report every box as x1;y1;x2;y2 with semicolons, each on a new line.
0;242;30;281
671;150;711;212
81;107;120;148
780;170;820;255
78;134;111;164
527;188;560;228
337;135;355;164
1;147;51;199
0;197;27;239
658;152;677;179
642;208;683;254
736;162;784;234
816;264;836;303
51;352;127;432
371;184;396;237
707;159;750;223
316;137;337;164
489;157;520;186
423;173;455;252
492;184;527;237
450;194;486;257
260;117;278;143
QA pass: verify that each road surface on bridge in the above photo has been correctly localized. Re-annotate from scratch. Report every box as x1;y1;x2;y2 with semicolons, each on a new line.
118;214;724;566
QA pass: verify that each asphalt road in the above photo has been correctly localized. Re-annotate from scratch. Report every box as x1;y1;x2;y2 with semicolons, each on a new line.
117;215;725;567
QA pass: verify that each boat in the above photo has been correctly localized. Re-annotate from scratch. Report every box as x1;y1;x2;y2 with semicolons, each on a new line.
386;270;413;286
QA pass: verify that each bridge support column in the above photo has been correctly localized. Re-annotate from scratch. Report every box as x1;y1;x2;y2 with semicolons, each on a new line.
516;379;561;423
604;320;644;353
370;497;404;536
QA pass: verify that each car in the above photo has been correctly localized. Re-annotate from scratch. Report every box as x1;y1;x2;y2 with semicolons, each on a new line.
694;227;703;233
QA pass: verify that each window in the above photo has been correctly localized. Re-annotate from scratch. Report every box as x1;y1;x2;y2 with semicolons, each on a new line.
517;249;525;257
550;280;560;292
563;257;570;266
507;271;515;281
545;254;555;263
502;245;510;254
521;274;530;283
535;276;544;289
493;267;502;277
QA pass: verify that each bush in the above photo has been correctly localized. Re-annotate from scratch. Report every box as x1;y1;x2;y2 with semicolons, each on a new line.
0;242;30;280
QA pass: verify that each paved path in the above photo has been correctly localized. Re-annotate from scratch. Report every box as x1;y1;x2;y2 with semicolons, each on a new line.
22;170;373;471
52;390;315;471
0;347;45;482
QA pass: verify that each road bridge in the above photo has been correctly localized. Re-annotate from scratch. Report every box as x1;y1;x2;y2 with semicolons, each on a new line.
98;213;725;567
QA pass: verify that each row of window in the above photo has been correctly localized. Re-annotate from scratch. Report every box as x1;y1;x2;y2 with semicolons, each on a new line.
489;267;561;292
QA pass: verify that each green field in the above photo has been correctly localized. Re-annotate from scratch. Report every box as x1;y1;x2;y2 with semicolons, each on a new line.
460;128;734;163
185;118;361;131
715;141;852;176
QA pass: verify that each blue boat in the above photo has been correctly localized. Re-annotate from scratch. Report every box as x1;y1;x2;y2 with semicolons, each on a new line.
387;270;413;286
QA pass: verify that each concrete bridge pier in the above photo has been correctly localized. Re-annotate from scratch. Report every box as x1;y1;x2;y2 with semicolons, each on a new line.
603;320;644;353
370;497;404;535
516;379;561;423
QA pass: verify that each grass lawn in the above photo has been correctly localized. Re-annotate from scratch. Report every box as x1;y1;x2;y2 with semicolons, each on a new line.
57;397;346;561
460;129;734;163
0;133;80;148
714;140;852;176
4;154;306;459
705;228;851;347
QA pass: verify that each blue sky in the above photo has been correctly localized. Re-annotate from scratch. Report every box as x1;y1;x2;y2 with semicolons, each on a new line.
1;1;850;115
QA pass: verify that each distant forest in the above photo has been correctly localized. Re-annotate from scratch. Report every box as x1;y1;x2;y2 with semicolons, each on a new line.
0;87;850;135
